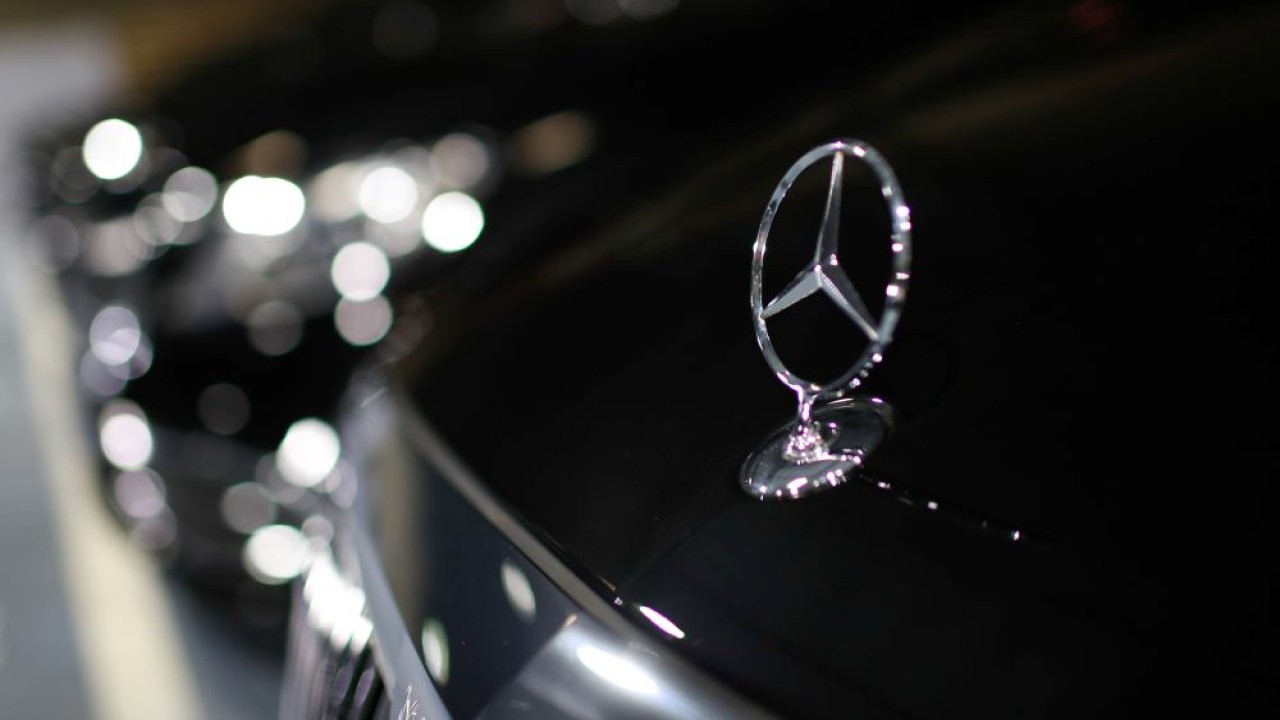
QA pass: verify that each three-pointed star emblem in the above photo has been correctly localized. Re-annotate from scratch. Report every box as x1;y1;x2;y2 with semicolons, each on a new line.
760;152;879;342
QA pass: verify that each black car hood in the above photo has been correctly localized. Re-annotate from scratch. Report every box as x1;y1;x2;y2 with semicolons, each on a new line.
402;3;1280;716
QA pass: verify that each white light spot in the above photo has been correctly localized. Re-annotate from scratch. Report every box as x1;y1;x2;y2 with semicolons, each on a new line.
500;560;537;622
359;165;419;224
852;146;867;157
330;242;391;300
886;285;901;298
246;300;304;356
335;295;393;346
927;501;939;511
99;401;153;471
786;478;808;493
421;192;483;252
89;305;141;366
276;418;340;488
83;119;143;180
895;205;910;218
422;619;450;685
222;176;306;236
892;243;904;253
303;551;343;629
638;605;685;640
162;166;219;222
243;524;310;584
576;645;659;696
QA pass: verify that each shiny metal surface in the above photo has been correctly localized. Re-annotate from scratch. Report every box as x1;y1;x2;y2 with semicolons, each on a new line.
374;391;772;719
744;140;911;499
740;398;892;500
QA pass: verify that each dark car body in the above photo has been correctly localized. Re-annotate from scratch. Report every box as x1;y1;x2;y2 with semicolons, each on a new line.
23;0;1280;717
280;1;1280;719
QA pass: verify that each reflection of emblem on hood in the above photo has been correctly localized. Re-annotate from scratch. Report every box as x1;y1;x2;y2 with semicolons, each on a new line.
742;139;912;500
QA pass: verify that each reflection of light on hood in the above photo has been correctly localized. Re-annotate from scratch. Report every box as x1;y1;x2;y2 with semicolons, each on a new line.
575;644;659;696
162;166;218;222
500;559;538;622
243;524;310;584
222;176;305;236
331;242;391;300
276;419;341;488
421;192;483;252
422;618;450;685
359;165;419;224
302;545;374;652
83;119;142;180
637;605;686;640
99;400;153;471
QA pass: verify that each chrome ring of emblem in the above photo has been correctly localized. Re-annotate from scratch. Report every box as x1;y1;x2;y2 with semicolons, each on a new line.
742;139;911;501
750;139;912;404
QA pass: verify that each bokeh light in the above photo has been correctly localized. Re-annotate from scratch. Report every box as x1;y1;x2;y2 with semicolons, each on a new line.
243;524;310;585
276;418;340;488
222;176;306;236
162;166;219;222
330;242;391;300
82;119;143;181
421;192;483;252
358;165;418;224
334;295;393;346
98;401;154;471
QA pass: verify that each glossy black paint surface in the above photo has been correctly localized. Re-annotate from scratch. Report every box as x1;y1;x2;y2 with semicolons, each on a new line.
395;2;1280;716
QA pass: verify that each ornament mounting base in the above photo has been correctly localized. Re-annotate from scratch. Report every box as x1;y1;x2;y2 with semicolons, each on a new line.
740;398;892;501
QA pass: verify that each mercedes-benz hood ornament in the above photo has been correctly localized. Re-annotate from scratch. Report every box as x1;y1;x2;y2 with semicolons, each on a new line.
742;139;912;500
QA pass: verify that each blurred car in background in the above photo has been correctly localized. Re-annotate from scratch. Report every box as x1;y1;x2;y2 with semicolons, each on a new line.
22;0;1280;717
